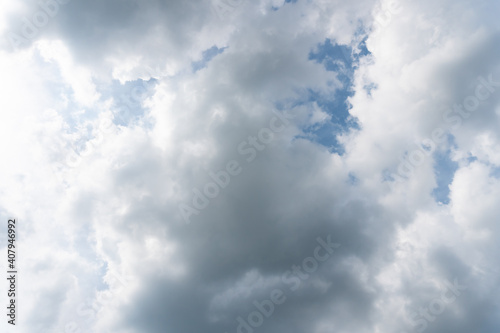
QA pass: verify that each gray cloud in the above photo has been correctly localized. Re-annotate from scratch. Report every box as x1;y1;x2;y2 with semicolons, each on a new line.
1;0;500;333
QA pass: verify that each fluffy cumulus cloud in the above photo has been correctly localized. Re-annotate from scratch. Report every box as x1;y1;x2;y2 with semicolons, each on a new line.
1;0;500;332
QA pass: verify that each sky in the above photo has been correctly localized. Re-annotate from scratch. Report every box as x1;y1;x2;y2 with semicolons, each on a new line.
1;0;500;332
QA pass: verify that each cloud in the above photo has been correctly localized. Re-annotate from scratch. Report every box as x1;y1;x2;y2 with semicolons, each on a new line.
1;0;500;332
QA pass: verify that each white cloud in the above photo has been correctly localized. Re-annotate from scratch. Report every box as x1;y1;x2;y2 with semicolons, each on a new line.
2;0;500;332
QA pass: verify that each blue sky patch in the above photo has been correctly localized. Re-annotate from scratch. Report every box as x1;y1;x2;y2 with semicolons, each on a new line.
300;38;370;153
192;46;226;72
99;78;157;126
432;148;459;204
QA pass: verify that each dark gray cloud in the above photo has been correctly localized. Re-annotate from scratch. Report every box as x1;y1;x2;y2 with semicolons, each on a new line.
1;0;500;333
